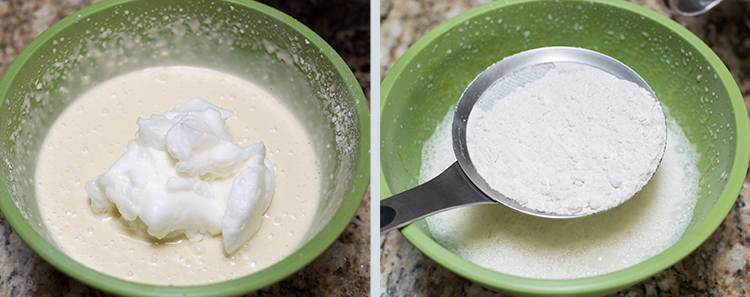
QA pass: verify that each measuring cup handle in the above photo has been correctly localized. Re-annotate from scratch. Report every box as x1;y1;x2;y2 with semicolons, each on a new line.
380;161;494;234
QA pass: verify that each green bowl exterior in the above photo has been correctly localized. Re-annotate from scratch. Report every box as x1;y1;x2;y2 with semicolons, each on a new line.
0;0;369;296
381;0;750;296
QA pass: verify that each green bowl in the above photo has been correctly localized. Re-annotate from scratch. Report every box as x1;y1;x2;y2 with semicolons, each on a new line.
0;0;369;296
381;0;749;296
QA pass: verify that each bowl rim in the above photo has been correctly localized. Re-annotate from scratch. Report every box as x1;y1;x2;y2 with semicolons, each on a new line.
380;0;750;295
0;0;370;296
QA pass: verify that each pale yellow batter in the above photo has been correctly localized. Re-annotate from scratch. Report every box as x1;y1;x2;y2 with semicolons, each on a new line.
35;66;320;285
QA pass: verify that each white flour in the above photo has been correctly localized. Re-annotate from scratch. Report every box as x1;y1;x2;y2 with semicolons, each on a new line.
467;63;667;216
421;107;699;279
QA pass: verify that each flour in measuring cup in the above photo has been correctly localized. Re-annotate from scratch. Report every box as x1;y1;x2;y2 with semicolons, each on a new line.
466;63;666;216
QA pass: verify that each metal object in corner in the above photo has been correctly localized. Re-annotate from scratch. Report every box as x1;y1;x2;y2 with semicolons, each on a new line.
667;0;724;16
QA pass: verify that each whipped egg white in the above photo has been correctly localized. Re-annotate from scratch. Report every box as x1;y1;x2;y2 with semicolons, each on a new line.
85;97;274;254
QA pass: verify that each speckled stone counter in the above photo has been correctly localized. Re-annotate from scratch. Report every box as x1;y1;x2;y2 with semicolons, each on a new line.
0;0;370;296
380;0;750;296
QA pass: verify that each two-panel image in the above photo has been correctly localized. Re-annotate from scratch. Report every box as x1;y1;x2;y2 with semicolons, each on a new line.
0;0;748;296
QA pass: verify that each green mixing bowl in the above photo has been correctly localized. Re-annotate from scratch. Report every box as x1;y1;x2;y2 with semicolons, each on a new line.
0;0;369;296
381;0;749;296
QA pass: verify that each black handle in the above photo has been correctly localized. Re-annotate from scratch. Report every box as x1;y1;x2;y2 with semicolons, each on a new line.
380;162;495;234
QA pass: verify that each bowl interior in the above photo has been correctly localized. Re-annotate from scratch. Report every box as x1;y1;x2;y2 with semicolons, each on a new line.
0;0;369;295
381;0;749;295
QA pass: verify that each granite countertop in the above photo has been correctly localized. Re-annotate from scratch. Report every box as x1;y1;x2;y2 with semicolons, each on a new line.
0;0;370;296
380;0;750;296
